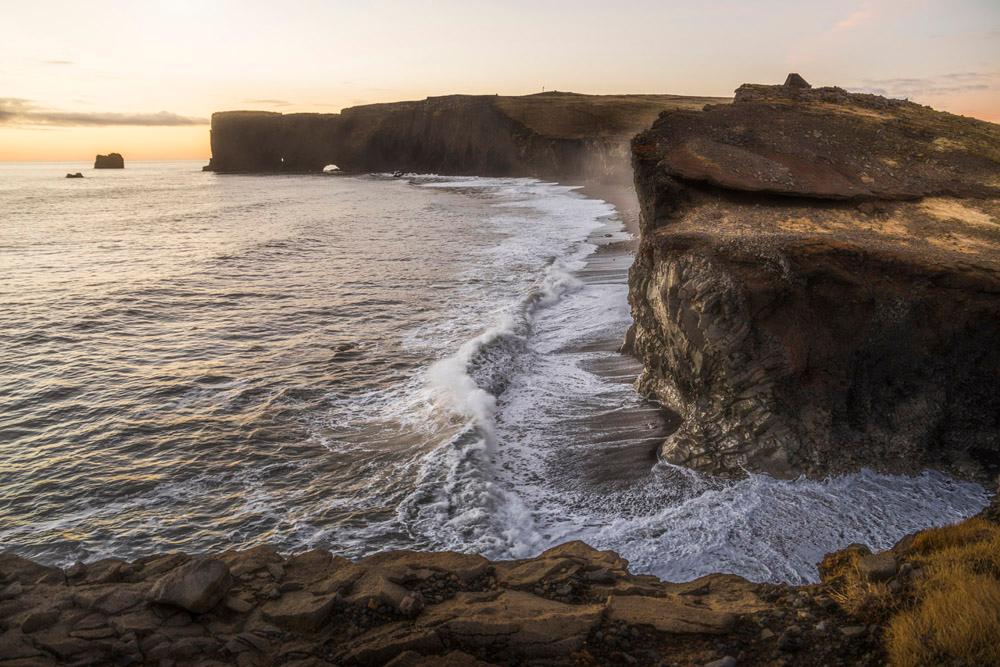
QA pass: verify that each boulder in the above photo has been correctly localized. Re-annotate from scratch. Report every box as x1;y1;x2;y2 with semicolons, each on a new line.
856;551;897;582
94;153;124;169
261;591;339;632
783;72;811;88
147;557;232;613
65;172;84;178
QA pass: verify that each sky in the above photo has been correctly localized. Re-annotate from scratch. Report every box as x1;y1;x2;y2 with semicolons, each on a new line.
1;0;998;161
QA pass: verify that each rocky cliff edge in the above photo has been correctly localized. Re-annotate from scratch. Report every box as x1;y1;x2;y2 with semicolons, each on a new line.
627;78;1000;480
1;495;997;666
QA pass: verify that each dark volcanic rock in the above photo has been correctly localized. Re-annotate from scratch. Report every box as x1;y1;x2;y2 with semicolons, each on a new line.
628;79;1000;480
0;536;915;666
783;72;811;88
147;557;232;613
64;172;83;178
94;153;124;169
203;92;729;181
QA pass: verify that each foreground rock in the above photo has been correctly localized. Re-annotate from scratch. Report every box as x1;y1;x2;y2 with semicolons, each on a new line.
627;76;1000;480
94;153;124;169
5;495;1000;666
5;508;997;667
0;538;897;666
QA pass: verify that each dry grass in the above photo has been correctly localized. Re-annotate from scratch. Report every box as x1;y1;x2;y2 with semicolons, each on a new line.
886;519;1000;667
821;519;1000;666
821;547;900;623
886;566;1000;666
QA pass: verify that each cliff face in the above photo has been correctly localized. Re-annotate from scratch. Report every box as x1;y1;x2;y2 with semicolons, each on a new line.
627;81;1000;480
204;93;727;181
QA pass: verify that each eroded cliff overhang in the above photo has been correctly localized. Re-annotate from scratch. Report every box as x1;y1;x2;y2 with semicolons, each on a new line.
628;78;1000;480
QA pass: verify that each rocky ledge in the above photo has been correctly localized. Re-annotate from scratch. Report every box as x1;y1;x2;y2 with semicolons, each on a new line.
626;76;1000;480
3;493;997;667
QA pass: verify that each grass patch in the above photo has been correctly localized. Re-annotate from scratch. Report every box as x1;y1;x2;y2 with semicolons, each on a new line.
886;567;1000;667
822;519;1000;667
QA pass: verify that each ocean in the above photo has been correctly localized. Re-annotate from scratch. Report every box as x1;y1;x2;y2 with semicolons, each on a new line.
0;161;987;584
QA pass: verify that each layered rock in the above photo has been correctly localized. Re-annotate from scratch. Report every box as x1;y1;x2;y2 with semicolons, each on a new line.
94;153;124;169
0;539;892;666
204;92;727;182
627;78;1000;480
5;511;997;666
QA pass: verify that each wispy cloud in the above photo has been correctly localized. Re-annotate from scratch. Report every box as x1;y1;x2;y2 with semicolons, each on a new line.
42;59;74;65
242;98;293;107
832;7;874;32
0;98;208;126
848;71;1000;98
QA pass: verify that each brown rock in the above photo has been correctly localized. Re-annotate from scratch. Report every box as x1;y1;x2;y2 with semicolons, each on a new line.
20;609;61;634
342;622;443;665
494;557;580;589
421;590;603;657
148;557;233;613
94;587;145;615
360;550;490;584
345;571;410;611
136;552;190;579
385;650;498;666
221;545;283;577
783;73;811;88
856;551;897;582
83;558;130;584
606;594;737;634
0;629;45;661
261;591;338;632
109;608;162;635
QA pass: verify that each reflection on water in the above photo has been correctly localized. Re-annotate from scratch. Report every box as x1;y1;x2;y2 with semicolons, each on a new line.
0;162;987;583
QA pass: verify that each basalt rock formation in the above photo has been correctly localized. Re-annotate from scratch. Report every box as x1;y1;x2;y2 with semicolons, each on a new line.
203;92;727;181
3;509;998;666
626;79;1000;480
0;542;917;667
94;153;124;169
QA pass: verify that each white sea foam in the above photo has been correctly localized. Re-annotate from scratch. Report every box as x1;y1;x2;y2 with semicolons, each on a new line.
384;175;989;583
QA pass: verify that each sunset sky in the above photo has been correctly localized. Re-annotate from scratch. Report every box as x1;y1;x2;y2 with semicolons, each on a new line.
2;0;998;162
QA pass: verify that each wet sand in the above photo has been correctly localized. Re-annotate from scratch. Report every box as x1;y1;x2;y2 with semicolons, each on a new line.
567;181;681;488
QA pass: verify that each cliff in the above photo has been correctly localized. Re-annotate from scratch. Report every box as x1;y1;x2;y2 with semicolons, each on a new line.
626;79;1000;480
203;93;727;181
1;501;996;666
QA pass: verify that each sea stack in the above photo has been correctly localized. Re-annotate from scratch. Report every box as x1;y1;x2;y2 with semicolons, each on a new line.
94;152;124;169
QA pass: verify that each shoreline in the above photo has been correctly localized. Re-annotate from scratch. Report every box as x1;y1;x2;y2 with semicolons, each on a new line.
2;167;998;664
1;497;994;666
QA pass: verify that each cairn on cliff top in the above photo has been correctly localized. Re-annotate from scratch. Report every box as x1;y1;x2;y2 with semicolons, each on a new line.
94;152;124;169
783;73;811;89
